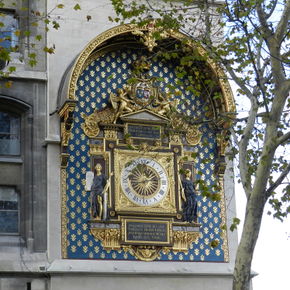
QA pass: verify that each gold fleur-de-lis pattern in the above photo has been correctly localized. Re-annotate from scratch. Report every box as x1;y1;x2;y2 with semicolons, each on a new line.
65;48;228;261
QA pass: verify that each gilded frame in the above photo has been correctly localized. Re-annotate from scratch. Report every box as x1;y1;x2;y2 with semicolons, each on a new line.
121;217;172;246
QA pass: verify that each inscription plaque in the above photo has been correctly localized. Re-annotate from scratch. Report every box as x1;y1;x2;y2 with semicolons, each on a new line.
122;218;171;245
127;124;161;139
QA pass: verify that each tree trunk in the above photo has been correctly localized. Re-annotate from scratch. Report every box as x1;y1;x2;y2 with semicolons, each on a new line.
232;192;266;290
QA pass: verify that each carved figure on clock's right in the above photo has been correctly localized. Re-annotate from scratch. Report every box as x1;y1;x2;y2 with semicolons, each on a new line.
180;169;198;223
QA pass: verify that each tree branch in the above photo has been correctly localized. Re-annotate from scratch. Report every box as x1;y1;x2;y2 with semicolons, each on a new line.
230;127;239;148
276;131;290;148
275;0;290;44
222;62;255;102
256;3;274;38
238;97;259;197
266;163;290;198
253;38;270;114
264;0;278;19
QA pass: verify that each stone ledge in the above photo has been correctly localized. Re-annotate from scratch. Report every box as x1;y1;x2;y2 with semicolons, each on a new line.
47;259;235;276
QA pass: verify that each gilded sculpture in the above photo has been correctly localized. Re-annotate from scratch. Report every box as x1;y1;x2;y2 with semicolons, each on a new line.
131;21;173;52
81;108;115;138
110;88;134;123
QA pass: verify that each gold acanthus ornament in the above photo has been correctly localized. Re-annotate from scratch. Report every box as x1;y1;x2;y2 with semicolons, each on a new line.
81;93;202;145
90;228;121;250
170;113;202;146
129;246;162;262
132;21;173;52
172;231;200;253
59;102;76;147
81;108;115;138
185;125;202;145
124;140;163;152
90;227;200;261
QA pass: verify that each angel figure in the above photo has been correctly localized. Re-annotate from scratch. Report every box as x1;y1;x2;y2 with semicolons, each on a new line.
110;88;133;123
158;98;179;116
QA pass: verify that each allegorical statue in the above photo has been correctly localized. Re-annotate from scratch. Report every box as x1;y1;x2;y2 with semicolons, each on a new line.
90;163;112;220
157;98;179;116
109;88;134;123
180;169;198;223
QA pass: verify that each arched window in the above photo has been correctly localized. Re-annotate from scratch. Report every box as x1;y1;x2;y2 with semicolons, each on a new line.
0;110;20;155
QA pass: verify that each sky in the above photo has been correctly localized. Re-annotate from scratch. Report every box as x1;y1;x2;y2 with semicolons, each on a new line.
236;185;290;290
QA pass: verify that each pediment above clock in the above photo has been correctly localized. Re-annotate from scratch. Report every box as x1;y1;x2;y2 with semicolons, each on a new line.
120;109;169;124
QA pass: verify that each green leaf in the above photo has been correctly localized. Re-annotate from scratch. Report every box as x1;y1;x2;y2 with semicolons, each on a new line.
230;217;240;231
28;59;37;67
220;224;227;231
73;4;81;10
4;81;13;88
14;30;21;37
28;53;36;59
8;66;16;73
52;21;60;30
210;240;219;248
35;35;42;41
43;46;55;54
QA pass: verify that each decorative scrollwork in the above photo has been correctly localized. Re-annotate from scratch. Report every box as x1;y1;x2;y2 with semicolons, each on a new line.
185;125;202;145
132;21;173;52
104;129;118;140
169;114;202;146
90;222;200;261
173;231;200;253
130;246;162;262
81;108;115;138
91;228;121;250
59;102;77;147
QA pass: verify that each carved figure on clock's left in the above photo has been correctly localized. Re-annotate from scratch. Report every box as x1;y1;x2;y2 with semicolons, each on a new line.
90;163;113;220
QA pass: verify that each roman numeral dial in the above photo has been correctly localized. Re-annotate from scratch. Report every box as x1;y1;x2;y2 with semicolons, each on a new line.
121;157;169;206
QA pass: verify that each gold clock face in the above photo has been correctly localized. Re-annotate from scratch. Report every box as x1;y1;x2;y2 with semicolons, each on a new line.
121;157;168;206
129;164;159;196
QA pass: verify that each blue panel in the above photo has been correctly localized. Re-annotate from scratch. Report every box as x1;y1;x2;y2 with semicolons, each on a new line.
65;48;226;262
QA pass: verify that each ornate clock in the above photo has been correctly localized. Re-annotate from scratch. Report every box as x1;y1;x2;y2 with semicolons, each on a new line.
114;149;176;215
121;157;169;206
79;56;204;261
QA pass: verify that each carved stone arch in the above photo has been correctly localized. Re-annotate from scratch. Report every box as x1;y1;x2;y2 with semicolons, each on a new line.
58;24;234;108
